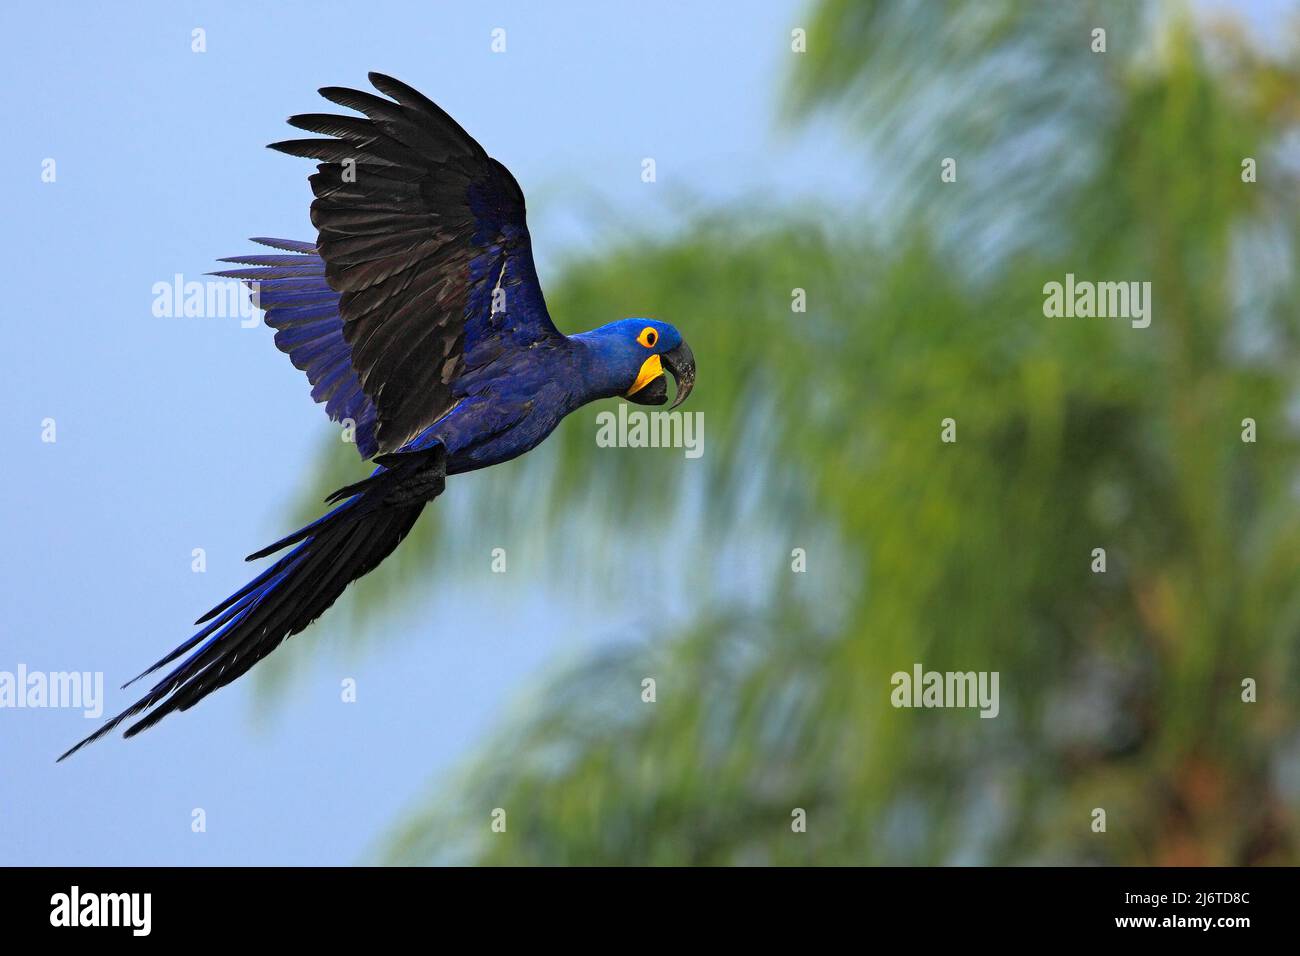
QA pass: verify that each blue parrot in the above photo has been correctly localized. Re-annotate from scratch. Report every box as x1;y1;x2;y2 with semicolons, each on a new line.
60;73;695;759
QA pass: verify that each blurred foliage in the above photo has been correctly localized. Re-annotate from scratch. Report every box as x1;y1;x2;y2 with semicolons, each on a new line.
278;0;1300;864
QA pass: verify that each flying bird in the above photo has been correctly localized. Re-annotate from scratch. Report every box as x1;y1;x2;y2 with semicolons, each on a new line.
60;73;695;760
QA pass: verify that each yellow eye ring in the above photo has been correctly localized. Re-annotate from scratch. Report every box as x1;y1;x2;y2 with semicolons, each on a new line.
637;327;658;349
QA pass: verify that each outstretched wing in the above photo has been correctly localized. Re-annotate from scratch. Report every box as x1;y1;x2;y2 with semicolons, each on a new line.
215;238;383;457
266;72;562;455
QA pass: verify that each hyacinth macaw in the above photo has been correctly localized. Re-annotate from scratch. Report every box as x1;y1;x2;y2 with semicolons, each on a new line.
60;73;695;760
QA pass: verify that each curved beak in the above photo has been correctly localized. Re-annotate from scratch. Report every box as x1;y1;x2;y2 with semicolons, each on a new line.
662;341;696;409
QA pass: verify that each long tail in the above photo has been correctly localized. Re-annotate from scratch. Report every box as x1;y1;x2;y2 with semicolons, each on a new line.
58;446;446;761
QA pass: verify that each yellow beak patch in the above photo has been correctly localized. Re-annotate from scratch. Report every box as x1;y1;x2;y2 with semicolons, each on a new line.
626;354;663;396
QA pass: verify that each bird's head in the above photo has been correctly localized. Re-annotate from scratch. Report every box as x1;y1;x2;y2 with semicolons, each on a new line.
582;318;696;408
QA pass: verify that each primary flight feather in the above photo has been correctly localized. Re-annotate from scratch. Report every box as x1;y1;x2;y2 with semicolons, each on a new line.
60;72;695;760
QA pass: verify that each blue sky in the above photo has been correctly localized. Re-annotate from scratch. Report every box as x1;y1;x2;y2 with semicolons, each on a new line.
0;0;1286;866
0;0;864;865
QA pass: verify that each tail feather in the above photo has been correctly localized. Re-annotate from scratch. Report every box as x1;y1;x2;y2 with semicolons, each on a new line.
58;447;445;761
242;498;359;563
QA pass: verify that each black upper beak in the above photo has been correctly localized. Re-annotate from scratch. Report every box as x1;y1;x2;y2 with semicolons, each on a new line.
662;341;696;409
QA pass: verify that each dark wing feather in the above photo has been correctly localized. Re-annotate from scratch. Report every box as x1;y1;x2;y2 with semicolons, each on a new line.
270;72;561;454
213;239;381;458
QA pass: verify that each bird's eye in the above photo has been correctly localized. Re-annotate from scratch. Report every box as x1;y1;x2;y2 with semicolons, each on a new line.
637;327;658;348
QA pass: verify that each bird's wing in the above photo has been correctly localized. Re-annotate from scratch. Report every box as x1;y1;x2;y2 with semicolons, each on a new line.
248;72;562;456
215;238;384;456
